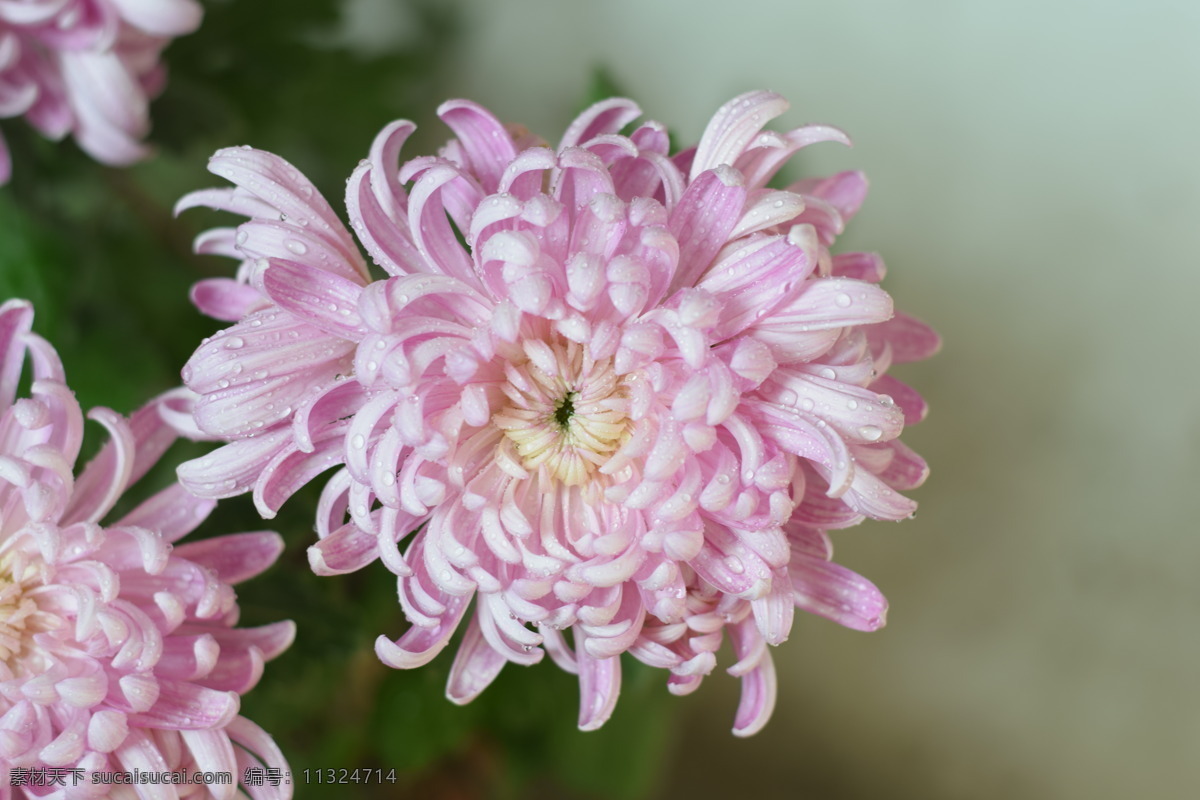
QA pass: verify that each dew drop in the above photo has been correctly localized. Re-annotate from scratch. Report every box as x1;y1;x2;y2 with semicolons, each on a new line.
351;434;366;449
235;229;248;246
284;239;308;255
858;425;883;441
724;556;745;574
835;293;852;308
217;379;230;389
800;397;815;412
847;399;859;410
224;336;245;350
819;367;836;380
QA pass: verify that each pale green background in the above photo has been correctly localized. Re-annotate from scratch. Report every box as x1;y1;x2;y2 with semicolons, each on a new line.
350;2;1199;797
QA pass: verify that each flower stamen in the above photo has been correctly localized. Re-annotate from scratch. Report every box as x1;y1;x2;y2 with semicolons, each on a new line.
494;341;629;487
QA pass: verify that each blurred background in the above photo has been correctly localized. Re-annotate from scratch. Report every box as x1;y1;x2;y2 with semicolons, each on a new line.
3;1;1197;798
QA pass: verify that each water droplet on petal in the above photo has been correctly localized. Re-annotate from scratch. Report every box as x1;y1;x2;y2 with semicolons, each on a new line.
800;397;815;412
835;293;852;308
225;337;245;350
847;399;859;410
724;556;745;574
352;434;366;449
285;239;308;255
858;425;883;441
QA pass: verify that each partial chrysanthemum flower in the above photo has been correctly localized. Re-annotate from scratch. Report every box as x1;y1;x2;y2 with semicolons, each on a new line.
174;91;938;735
0;0;202;182
0;300;293;797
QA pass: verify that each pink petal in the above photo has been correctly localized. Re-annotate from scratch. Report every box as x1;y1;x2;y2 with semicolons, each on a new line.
116;483;215;543
439;99;517;194
206;147;365;278
406;162;481;284
868;310;941;364
667;166;747;292
173;531;283;585
61;407;134;525
698;233;813;339
555;146;617;213
307;520;379;576
559;97;642;150
0;300;34;410
728;624;777;737
791;170;869;224
108;0;202;35
789;550;888;632
690;91;790;180
576;644;621;731
446;614;507;704
832;251;887;283
176;428;291;499
346;157;425;277
127;680;238;730
191;277;265;322
258;258;366;340
180;729;238;800
734;124;852;189
873;438;930;490
375;591;472;669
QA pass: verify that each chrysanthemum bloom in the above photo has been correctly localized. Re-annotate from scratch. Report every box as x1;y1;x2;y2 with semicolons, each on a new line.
0;0;202;182
175;91;938;735
0;300;293;797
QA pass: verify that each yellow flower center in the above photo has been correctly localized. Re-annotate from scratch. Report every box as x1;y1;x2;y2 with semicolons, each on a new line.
0;571;38;663
493;340;629;486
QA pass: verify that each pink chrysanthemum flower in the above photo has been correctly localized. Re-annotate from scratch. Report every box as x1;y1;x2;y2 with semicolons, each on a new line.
0;300;293;797
174;92;938;735
0;0;202;182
